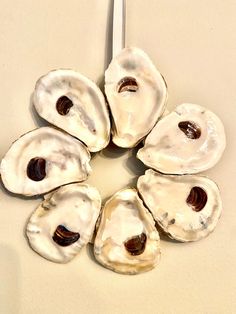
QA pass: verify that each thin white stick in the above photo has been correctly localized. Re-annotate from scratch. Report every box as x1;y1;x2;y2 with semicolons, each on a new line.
112;0;125;59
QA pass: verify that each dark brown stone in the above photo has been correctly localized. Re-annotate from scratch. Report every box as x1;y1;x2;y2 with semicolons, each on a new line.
178;121;201;139
186;186;207;212
124;233;147;256
56;96;73;115
52;225;80;247
117;77;138;93
27;157;46;181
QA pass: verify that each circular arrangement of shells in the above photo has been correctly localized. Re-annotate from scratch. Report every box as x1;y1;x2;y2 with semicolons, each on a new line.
0;47;226;275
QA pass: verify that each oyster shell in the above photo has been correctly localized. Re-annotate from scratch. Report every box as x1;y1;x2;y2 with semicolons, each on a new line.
0;127;91;196
33;69;110;152
137;169;222;242
94;188;161;275
137;103;226;174
26;183;101;263
105;47;167;148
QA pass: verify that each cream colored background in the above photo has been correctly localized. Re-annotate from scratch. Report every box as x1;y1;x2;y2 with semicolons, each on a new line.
0;1;235;313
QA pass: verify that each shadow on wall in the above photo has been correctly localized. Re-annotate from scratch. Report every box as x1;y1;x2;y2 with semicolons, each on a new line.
99;141;127;159
0;244;21;314
96;0;115;92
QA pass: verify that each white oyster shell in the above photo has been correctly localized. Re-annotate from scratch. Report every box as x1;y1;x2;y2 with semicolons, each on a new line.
94;188;161;275
105;47;167;148
137;103;226;174
33;69;110;152
26;183;101;263
137;169;222;242
0;127;91;196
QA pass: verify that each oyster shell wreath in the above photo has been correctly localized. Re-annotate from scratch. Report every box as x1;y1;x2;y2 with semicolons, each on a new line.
0;47;226;275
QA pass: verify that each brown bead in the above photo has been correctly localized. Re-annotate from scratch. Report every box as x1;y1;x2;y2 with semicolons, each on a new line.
186;186;207;212
124;233;147;256
27;157;46;181
56;96;73;115
52;225;80;247
117;77;138;93
178;121;201;139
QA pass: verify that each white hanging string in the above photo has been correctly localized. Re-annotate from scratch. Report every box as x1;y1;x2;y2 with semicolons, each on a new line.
112;0;126;59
